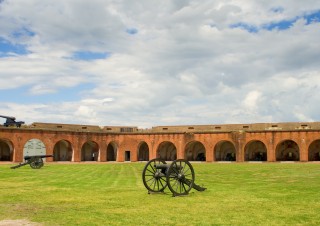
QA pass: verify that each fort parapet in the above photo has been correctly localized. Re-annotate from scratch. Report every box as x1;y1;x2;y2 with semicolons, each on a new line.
0;121;320;163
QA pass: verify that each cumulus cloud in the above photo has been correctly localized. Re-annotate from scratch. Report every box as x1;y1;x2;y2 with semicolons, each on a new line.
243;91;262;111
0;0;320;127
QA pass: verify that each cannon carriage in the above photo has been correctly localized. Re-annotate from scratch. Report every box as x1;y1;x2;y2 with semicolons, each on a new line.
142;158;206;197
11;155;53;169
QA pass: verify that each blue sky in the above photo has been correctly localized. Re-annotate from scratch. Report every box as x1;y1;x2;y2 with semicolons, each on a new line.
0;37;29;56
1;1;320;127
231;10;320;32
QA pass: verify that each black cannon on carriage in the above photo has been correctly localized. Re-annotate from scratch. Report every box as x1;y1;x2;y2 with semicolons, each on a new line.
0;115;25;128
142;158;206;197
11;155;53;169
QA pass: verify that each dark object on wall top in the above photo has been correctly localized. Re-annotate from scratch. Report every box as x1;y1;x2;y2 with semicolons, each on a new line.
0;115;25;128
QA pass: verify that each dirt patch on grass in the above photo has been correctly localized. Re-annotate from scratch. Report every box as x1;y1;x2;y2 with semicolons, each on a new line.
0;219;42;225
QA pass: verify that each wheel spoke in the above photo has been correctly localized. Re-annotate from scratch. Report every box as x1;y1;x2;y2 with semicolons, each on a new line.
150;176;156;185
152;179;157;190
156;179;159;190
146;168;155;175
182;182;187;192
180;161;185;173
146;177;155;183
148;177;156;185
174;180;179;192
183;165;190;175
170;178;179;189
158;178;165;188
172;166;179;175
149;164;156;173
159;176;166;182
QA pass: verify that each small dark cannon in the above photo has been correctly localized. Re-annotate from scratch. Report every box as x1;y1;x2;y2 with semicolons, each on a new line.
0;115;25;128
11;155;53;169
142;158;206;197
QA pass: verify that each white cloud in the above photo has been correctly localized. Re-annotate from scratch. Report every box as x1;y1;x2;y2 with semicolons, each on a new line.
243;91;262;111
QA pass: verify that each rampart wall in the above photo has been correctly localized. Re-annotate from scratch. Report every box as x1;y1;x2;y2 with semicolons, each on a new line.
1;122;320;162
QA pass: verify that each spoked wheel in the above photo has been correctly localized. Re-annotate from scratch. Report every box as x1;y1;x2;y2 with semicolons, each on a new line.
30;157;44;169
142;158;168;193
166;159;195;196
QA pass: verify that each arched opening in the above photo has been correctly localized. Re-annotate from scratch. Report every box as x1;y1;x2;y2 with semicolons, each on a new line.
107;142;117;161
214;140;236;161
23;139;46;157
138;142;149;161
81;141;99;161
276;140;300;161
157;141;176;161
184;141;206;161
244;140;267;161
308;140;320;161
0;139;13;161
53;140;73;161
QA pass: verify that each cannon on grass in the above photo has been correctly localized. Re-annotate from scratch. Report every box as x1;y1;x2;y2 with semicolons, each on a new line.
142;158;206;197
11;155;53;169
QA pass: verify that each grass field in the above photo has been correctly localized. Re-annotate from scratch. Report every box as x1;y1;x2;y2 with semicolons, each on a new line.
1;162;320;225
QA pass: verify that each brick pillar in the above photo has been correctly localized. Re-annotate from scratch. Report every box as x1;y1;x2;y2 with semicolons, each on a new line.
73;139;81;162
267;134;276;162
45;142;54;162
204;143;213;162
131;144;138;162
233;131;245;162
13;146;23;162
150;139;156;159
117;147;124;162
176;139;184;159
300;137;308;161
98;142;105;162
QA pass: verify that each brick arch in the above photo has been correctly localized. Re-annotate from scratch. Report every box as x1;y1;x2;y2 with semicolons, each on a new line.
157;141;177;161
53;139;73;161
214;140;236;161
81;141;99;161
106;141;118;161
244;140;267;161
0;138;14;161
308;139;320;161
184;141;206;161
137;141;149;161
276;139;300;161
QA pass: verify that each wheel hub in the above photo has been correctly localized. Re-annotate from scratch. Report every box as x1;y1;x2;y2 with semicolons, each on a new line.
154;172;160;178
177;173;184;180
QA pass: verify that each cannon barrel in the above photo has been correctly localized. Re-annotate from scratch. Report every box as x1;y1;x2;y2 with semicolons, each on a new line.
0;115;16;120
24;155;53;161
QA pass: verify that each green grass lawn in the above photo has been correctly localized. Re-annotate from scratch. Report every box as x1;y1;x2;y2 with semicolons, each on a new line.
1;162;320;225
